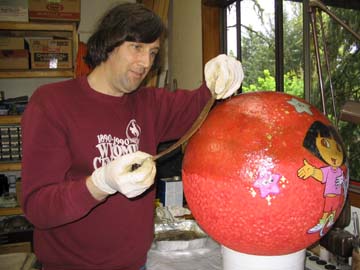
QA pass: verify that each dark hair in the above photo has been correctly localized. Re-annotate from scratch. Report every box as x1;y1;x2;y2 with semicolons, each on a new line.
84;3;165;69
303;121;347;165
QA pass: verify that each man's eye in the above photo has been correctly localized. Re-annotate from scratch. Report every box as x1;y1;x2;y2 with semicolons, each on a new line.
131;44;142;50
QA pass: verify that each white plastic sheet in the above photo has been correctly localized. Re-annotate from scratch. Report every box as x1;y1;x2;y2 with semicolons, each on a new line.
146;238;222;270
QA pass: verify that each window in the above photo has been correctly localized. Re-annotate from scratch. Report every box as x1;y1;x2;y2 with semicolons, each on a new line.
221;0;360;181
224;0;303;96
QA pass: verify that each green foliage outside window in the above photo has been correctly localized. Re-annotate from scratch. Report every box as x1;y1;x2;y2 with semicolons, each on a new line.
234;1;359;180
242;69;304;98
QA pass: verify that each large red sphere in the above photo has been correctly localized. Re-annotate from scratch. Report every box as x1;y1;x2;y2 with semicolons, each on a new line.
182;92;348;255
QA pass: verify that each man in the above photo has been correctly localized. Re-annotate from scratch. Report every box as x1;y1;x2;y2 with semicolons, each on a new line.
21;3;243;270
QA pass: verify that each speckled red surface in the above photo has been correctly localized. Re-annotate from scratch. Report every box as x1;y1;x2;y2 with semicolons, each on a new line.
182;92;348;256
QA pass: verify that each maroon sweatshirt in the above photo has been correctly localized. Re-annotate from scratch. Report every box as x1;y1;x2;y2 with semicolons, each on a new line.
21;76;211;270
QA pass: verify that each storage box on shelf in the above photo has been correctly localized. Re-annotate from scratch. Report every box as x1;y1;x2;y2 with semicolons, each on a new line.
0;49;29;70
0;0;29;23
29;38;72;69
0;21;78;78
0;37;25;50
28;0;80;22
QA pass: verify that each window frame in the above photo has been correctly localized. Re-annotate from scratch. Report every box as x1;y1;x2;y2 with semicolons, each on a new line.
201;0;360;207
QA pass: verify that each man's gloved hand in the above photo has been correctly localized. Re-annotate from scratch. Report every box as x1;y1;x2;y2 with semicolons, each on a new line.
91;151;156;198
204;54;244;99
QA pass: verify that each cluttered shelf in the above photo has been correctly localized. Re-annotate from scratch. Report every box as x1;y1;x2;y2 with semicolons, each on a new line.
0;115;22;172
0;173;23;216
0;22;77;43
0;21;77;32
0;69;74;78
0;21;78;79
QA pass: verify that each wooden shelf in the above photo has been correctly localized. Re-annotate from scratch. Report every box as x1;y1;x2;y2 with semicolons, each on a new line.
0;207;22;216
0;115;21;124
0;69;74;78
0;21;78;79
0;21;76;31
0;162;21;171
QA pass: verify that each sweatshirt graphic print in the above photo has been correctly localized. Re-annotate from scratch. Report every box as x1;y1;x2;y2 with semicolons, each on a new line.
94;119;140;169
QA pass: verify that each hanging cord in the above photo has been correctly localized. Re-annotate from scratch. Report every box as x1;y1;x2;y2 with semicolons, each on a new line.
318;11;338;126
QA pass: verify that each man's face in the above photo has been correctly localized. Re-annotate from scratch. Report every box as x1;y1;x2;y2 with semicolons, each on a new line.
104;39;160;96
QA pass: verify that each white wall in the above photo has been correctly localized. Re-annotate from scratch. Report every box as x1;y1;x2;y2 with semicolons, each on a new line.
169;0;203;90
78;0;133;43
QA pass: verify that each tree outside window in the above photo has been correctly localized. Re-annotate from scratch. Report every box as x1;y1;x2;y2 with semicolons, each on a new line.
224;0;359;181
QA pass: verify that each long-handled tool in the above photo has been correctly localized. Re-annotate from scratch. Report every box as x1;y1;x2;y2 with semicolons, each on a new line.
153;96;216;161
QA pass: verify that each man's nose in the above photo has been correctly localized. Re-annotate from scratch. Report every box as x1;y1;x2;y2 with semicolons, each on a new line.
139;51;153;69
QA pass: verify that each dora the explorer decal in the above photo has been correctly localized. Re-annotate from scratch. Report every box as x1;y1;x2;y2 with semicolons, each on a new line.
297;121;348;236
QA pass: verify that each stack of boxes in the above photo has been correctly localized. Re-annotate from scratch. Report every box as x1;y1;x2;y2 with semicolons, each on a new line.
29;39;72;70
0;0;80;71
28;0;80;22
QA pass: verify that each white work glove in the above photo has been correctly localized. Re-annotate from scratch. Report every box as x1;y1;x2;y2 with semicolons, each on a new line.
204;54;244;99
91;151;156;198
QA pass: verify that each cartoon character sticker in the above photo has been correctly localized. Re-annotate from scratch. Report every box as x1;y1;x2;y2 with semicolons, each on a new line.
253;172;281;198
297;121;348;236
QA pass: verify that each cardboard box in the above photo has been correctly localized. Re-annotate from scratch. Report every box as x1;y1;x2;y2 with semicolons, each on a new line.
29;39;72;69
0;50;29;70
29;0;80;22
0;0;28;22
0;37;25;50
